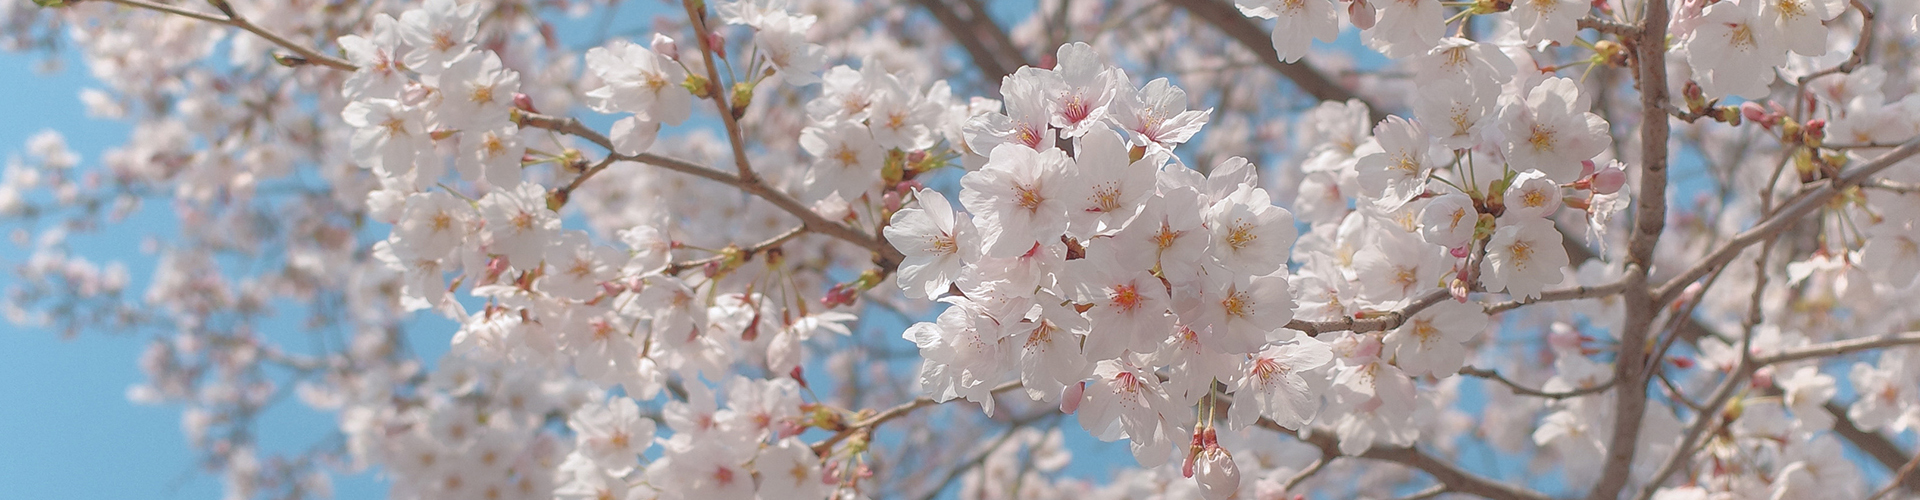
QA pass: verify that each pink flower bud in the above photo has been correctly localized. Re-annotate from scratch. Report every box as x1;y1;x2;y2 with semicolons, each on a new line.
512;93;539;114
1194;445;1241;500
1348;0;1377;30
882;191;902;212
1591;166;1627;195
1059;382;1085;414
1740;101;1768;124
1579;160;1596;179
790;365;809;388
651;33;679;61
1804;119;1826;142
706;32;727;59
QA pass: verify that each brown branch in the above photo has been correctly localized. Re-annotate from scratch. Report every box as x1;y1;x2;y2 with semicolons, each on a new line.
1578;16;1640;39
95;0;357;71
518;111;906;268
810;380;1022;456
1652;138;1920;305
1795;0;1876;87
1276;423;1553;500
681;0;760;180
1754;331;1920;367
1481;280;1631;315
1285;288;1450;336
1868;451;1920;500
911;0;1028;87
1590;0;1675;495
1163;0;1386;122
1565;212;1920;495
664;225;809;275
1459;366;1616;400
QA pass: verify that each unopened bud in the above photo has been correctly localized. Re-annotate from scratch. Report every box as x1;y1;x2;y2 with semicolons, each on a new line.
1348;0;1377;30
882;190;902;212
1804;119;1826;147
706;32;727;59
1683;81;1706;109
272;53;310;67
1591;166;1626;194
513;92;539;114
1741;101;1772;129
651;33;679;61
1060;382;1085;414
1195;445;1241;500
790;365;808;388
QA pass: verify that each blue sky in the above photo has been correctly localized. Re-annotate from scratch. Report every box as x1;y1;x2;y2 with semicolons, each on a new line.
0;50;231;499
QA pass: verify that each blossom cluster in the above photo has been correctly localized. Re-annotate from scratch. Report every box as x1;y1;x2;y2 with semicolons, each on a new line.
10;0;1920;499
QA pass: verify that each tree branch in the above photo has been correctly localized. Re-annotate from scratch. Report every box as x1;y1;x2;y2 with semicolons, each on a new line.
519;111;906;268
1285;288;1450;336
1755;331;1920;367
1652;138;1920;305
1591;0;1674;495
681;0;760;180
911;0;1027;88
1278;424;1554;500
1459;366;1615;400
810;380;1023;456
96;0;357;71
1162;0;1386;122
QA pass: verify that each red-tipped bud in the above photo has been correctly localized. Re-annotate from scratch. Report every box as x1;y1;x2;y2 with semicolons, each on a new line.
1741;101;1773;128
790;365;809;388
1669;356;1696;369
705;32;727;59
1579;159;1596;179
513;93;539;114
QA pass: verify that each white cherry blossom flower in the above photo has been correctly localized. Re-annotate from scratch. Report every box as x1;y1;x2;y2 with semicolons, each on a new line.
1355;116;1437;209
1511;0;1589;46
1687;0;1787;99
1109;74;1212;150
1480;217;1570;300
1237;0;1339;63
1047;42;1118;138
479;183;561;269
1501;169;1562;220
1498;77;1613;183
960;144;1076;258
1383;300;1488;377
1066;244;1175;360
884;188;978;299
1064;126;1160;238
1228;337;1333;430
396;0;481;74
585;39;693;124
1418;191;1478;249
1204;183;1298;275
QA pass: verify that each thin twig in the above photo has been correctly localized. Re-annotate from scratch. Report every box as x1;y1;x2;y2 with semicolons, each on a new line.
664;225;809;275
810;380;1023;456
1459;366;1616;400
517;111;906;267
97;0;357;71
